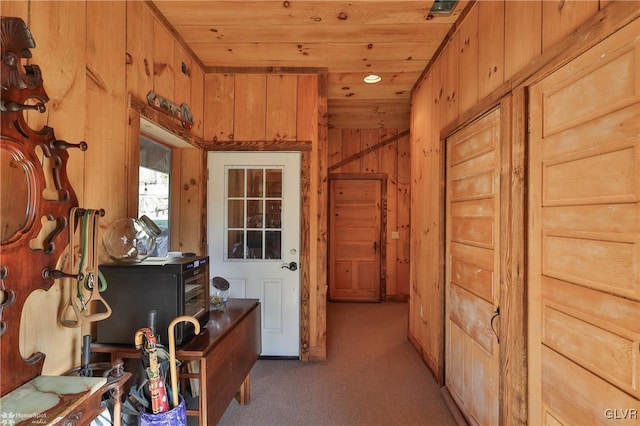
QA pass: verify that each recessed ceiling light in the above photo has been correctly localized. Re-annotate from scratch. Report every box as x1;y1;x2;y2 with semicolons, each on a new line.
364;74;382;84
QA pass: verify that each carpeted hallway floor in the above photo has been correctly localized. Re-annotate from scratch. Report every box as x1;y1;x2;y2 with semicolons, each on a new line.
215;301;456;426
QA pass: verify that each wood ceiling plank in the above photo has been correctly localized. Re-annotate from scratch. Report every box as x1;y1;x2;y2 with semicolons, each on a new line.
175;23;451;44
153;1;458;26
149;0;470;129
190;41;435;67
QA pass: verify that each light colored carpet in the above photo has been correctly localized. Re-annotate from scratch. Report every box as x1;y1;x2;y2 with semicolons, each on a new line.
215;301;456;426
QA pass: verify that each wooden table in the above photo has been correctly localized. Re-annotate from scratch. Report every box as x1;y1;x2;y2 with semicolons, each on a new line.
92;299;261;425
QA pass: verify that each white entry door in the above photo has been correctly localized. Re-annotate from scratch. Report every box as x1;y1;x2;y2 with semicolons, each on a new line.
208;151;301;357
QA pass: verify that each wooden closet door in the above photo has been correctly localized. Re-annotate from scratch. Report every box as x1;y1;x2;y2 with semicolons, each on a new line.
528;19;640;425
445;108;501;425
329;178;382;302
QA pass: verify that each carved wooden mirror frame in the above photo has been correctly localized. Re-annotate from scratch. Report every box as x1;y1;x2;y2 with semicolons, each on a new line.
0;16;85;395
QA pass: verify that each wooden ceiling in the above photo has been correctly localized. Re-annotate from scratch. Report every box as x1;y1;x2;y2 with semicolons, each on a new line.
150;1;468;130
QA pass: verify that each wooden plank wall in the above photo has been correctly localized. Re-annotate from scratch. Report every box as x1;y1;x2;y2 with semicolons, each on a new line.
409;0;638;424
202;71;328;361
4;1;330;375
328;129;411;300
5;0;207;375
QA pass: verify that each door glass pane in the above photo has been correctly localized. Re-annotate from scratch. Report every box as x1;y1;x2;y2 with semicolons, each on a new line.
265;231;281;259
225;166;283;260
228;169;244;197
228;200;244;228
266;169;282;197
247;231;262;259
247;200;263;228
265;200;281;228
247;169;263;197
228;230;244;259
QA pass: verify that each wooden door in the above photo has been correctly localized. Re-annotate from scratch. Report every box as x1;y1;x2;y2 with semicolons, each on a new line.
528;19;640;425
329;178;383;302
445;108;501;425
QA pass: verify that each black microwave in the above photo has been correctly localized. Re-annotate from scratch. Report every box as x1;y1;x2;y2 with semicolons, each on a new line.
96;256;210;346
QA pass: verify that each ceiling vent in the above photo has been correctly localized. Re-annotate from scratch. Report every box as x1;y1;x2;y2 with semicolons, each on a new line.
429;0;458;15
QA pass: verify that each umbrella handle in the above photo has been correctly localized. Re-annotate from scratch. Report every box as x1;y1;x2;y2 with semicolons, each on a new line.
168;315;201;408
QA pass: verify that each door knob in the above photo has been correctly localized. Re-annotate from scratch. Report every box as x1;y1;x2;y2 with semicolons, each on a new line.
281;261;298;271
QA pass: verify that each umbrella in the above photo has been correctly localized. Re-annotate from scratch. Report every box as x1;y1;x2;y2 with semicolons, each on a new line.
167;316;200;408
134;328;169;414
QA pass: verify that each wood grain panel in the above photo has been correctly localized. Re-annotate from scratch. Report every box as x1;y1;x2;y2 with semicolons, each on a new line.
449;284;494;356
448;318;498;426
338;129;362;173
333;226;375;242
449;169;496;203
396;132;411;298
380;130;398;296
458;3;479;115
542;204;639;234
542;144;639;206
334;262;353;290
328;99;410;130
126;1;154;102
477;0;504;100
443;33;459;126
540;105;640;164
328;128;342;170
28;1;87;205
360;129;379;173
541;346;640;425
450;197;494;218
234;74;267;141
451;216;495;249
174;43;191;107
297;74;318;143
529;18;640;425
153;19;175;98
334;242;375;260
542;304;639;397
450;258;494;304
177;22;451;44
204;73;234;142
266;75;297;141
449;126;496;167
504;1;542;81
450;241;494;272
448;323;468;407
179;148;204;254
470;342;498;426
542;0;600;52
541;32;639;137
542;277;640;336
160;1;462;26
190;61;205;139
85;1;127;220
542;232;639;300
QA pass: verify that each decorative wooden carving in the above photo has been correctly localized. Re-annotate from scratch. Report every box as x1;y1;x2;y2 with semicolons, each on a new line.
0;16;85;396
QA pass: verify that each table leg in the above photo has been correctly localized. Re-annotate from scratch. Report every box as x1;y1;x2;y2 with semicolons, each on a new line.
235;374;251;405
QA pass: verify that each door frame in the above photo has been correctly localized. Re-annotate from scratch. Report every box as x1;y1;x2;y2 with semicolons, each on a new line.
328;173;387;301
207;141;312;358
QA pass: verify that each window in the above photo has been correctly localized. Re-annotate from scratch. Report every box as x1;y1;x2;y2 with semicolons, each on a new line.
138;136;171;256
225;167;283;260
